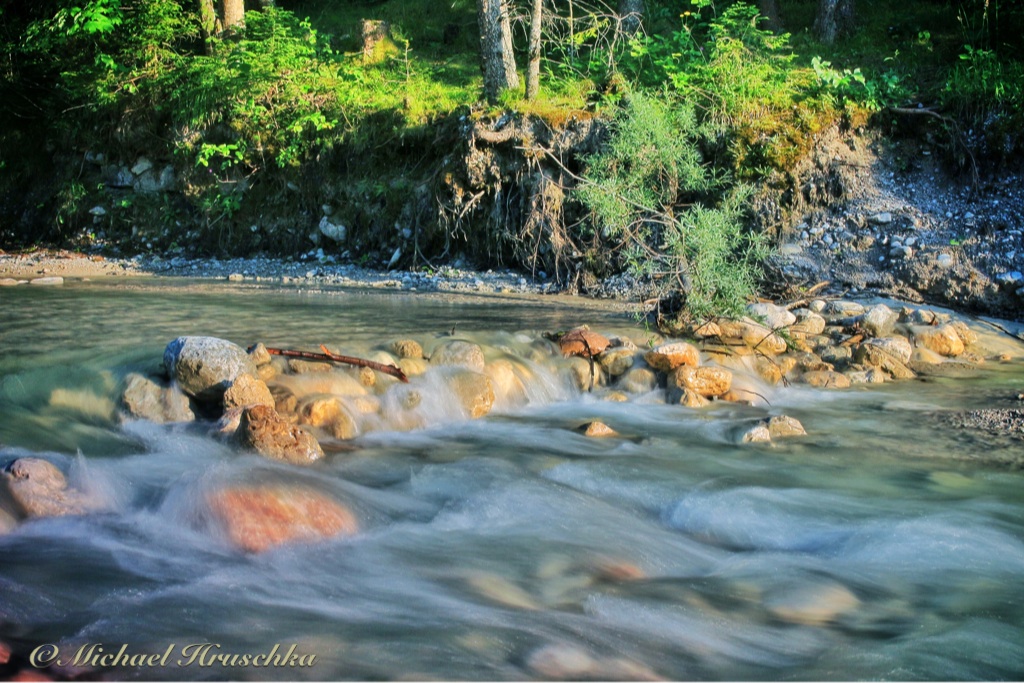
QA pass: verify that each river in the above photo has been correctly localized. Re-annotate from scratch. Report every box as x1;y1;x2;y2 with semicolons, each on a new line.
1;279;1023;680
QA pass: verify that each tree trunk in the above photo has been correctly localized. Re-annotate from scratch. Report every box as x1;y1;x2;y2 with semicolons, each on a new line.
198;0;216;54
221;0;245;31
477;0;519;102
814;0;855;44
617;0;644;38
758;0;783;33
525;0;543;100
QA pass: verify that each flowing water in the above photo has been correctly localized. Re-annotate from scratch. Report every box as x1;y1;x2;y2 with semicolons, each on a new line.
1;280;1023;680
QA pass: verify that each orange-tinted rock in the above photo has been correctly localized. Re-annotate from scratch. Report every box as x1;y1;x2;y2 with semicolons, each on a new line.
671;365;732;398
802;370;851;389
644;342;700;372
447;369;496;419
223;373;275;409
578;421;618;437
558;328;611;357
390;339;424;359
238;405;324;464
913;324;966;357
207;485;358;553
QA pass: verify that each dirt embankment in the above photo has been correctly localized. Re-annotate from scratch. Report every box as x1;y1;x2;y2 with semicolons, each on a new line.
759;126;1024;321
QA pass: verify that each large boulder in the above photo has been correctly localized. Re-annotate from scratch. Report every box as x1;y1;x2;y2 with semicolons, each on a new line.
861;304;899;338
121;373;196;423
163;336;257;402
1;458;102;519
912;324;966;357
237;405;324;464
206;484;358;553
864;336;913;364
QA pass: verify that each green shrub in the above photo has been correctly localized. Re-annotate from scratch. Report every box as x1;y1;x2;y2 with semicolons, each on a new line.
578;91;768;322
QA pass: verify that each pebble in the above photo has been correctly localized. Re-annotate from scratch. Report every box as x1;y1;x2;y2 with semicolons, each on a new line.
29;276;64;286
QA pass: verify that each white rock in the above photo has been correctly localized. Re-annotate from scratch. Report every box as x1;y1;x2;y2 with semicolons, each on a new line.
131;156;154;175
318;216;347;243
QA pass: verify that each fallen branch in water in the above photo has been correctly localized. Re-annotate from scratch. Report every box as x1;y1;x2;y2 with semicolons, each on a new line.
252;344;409;383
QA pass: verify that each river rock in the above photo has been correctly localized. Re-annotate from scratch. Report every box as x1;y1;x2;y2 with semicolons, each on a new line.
766;581;860;626
484;359;528;405
238;405;324;464
598;348;636;377
912;324;965;357
846;368;887;384
431;340;486;372
164;336;257;402
298;395;358;439
864;336;913;364
288;359;333;374
766;415;806;438
748;302;796;330
754;357;783;385
618;367;658;394
1;458;100;519
29;276;64;286
248;342;273;366
819;345;853;369
397;357;429;378
578;421;618;437
802;370;851;388
791;310;827;336
558;328;610;357
223;373;275;409
950;320;979;347
689;321;722;338
0;278;23;286
732;320;789;355
526;644;596;679
566;356;605;392
644;342;700;372
826;301;866;317
671;365;732;398
854;344;916;380
447;369;495;418
121;373;195;423
861;304;898;338
465;572;540;610
741;423;772;443
206;484;358;553
390;339;423;359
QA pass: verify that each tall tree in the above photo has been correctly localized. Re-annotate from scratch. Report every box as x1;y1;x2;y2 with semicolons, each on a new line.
477;0;519;102
814;0;855;44
525;0;543;100
758;0;783;33
221;0;245;30
617;0;644;37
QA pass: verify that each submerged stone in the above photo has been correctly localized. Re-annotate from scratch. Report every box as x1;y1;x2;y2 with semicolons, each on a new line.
206;484;358;553
1;458;102;519
121;373;195;423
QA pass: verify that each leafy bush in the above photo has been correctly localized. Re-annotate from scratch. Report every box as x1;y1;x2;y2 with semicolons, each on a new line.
579;91;768;322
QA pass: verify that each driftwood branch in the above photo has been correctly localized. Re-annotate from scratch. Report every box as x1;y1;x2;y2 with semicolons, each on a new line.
253;345;410;383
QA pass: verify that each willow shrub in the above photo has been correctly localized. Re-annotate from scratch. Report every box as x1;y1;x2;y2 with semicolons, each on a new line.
578;91;768;322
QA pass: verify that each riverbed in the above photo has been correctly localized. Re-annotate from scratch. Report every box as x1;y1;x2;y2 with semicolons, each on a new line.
1;278;1023;680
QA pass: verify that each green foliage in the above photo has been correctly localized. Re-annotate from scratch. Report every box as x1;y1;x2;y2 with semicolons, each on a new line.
579;91;767;321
